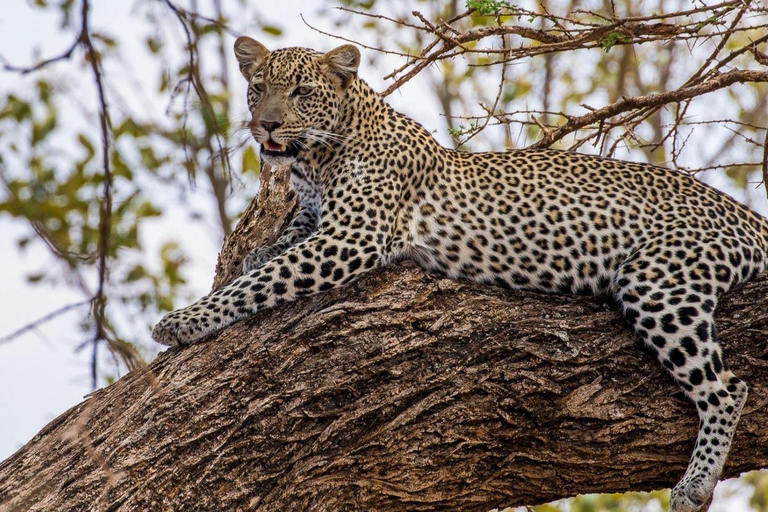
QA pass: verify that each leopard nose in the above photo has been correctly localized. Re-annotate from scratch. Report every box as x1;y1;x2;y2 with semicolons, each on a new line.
260;120;283;133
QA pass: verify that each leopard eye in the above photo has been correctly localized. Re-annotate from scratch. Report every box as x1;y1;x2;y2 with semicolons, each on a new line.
293;85;313;97
252;82;264;94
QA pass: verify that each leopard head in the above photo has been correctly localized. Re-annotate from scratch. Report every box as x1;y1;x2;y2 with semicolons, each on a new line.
234;37;360;166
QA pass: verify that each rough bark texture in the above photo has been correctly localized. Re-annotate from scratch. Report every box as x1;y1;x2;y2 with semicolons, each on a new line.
212;164;297;291
1;166;768;512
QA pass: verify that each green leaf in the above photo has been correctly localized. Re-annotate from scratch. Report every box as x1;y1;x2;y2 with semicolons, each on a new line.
36;80;53;104
31;111;57;145
78;133;95;157
466;0;515;15
125;264;148;282
199;24;223;36
146;37;162;54
241;145;261;176
112;151;133;180
92;32;118;49
27;273;45;283
261;25;282;36
136;200;162;218
599;31;633;53
0;95;33;122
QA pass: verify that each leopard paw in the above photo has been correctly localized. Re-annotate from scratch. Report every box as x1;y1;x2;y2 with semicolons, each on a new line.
151;309;206;347
671;474;715;512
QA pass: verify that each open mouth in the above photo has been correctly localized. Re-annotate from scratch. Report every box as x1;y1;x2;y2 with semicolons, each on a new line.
261;139;301;158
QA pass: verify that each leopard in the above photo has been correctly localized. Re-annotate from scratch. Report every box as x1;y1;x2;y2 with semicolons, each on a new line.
152;36;768;512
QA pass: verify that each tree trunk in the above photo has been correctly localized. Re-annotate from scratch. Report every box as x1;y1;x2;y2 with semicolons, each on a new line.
1;166;767;512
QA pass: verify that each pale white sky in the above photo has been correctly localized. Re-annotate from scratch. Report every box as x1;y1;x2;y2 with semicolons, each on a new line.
0;1;763;510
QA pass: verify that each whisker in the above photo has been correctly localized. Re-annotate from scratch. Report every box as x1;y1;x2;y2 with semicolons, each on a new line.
303;128;356;150
307;128;354;142
302;134;333;150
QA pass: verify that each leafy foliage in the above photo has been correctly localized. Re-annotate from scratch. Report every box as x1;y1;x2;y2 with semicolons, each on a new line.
466;0;515;16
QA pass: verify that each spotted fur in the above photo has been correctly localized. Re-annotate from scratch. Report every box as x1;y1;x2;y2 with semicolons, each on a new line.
152;38;768;511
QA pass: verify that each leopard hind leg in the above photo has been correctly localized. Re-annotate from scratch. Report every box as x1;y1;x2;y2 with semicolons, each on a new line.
614;242;747;512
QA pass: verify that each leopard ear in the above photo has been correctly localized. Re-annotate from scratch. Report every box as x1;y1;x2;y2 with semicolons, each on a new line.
234;36;269;81
322;44;360;87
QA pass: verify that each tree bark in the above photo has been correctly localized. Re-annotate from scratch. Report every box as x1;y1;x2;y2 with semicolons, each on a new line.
1;167;767;512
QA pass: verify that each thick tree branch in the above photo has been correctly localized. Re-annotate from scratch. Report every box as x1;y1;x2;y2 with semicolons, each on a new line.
1;168;767;511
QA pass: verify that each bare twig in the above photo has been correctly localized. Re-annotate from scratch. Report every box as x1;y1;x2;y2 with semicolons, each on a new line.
300;14;421;59
0;37;82;75
367;1;766;103
458;30;510;147
163;0;233;235
0;301;92;346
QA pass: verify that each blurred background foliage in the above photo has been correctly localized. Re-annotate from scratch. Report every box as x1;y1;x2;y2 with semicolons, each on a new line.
515;469;768;511
0;0;766;509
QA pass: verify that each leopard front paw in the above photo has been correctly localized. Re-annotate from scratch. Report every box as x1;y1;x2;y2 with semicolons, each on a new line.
151;308;208;347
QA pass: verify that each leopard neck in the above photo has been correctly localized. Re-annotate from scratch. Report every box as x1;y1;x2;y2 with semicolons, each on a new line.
333;77;390;136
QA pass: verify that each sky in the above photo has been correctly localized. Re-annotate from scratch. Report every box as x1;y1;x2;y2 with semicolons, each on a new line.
0;1;764;510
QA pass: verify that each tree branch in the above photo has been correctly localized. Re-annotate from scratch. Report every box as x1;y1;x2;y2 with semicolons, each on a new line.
0;300;92;346
529;69;768;149
762;129;768;202
1;168;767;511
372;1;767;97
0;35;82;75
80;0;115;390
